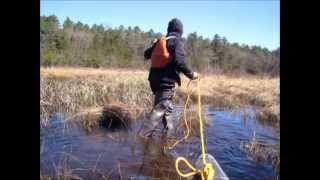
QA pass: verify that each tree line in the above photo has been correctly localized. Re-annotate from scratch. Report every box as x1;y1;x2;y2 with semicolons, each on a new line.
40;15;279;76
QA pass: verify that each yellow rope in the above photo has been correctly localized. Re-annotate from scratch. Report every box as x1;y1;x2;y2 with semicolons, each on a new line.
175;156;200;177
174;77;215;180
197;77;206;165
167;80;192;149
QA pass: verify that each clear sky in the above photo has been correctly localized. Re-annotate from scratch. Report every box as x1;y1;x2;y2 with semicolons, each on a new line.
40;1;280;50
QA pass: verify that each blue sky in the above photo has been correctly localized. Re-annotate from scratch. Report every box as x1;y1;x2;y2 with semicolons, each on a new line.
40;1;279;50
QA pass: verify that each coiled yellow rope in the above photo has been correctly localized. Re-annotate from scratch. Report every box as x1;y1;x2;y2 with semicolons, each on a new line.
175;77;215;180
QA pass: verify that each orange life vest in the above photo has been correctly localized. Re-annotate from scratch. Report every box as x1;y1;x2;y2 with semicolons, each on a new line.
151;36;176;68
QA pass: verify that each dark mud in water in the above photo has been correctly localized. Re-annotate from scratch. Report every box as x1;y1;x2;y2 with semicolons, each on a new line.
40;106;279;179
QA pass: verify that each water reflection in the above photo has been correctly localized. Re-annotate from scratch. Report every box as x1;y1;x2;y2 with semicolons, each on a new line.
40;106;279;179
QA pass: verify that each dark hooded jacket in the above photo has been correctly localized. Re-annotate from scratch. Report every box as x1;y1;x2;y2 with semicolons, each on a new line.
144;18;194;94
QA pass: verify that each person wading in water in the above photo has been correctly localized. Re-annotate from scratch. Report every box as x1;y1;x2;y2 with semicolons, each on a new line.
140;18;199;139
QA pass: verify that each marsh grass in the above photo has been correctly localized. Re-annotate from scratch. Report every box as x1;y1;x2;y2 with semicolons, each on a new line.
40;151;119;180
177;75;279;125
136;135;183;180
81;103;144;132
40;67;279;179
40;68;152;128
176;103;208;138
240;131;280;174
41;67;279;127
43;152;87;180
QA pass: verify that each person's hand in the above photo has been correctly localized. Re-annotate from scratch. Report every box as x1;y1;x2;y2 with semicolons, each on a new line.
192;72;199;80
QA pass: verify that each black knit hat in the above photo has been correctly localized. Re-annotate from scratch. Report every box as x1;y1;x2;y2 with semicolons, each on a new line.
167;18;183;36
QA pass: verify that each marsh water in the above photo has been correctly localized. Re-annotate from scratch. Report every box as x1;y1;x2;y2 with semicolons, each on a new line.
40;106;279;179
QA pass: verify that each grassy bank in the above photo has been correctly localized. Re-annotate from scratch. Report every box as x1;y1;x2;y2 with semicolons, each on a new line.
40;67;279;127
176;73;280;125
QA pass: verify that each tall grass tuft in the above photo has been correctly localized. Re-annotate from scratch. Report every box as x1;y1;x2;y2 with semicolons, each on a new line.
81;103;144;132
40;68;152;127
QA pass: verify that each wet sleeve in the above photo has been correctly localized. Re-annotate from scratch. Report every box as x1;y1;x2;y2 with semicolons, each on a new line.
173;40;194;79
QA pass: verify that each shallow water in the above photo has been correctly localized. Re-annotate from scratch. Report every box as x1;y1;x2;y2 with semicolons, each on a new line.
40;105;279;179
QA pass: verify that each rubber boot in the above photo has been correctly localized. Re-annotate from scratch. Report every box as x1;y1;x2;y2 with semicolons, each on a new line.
162;104;175;138
139;89;175;139
139;107;165;139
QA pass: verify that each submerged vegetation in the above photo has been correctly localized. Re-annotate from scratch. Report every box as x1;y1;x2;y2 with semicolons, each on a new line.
240;131;280;178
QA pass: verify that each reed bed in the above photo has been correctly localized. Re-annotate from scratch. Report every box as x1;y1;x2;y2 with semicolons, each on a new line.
41;67;279;127
40;67;152;127
240;131;280;175
81;103;144;132
40;67;279;179
177;74;279;125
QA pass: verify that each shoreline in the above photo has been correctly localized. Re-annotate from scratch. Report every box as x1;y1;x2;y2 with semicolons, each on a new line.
40;67;279;126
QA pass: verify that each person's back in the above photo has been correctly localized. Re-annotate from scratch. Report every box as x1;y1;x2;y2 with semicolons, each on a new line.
141;18;198;138
144;18;195;94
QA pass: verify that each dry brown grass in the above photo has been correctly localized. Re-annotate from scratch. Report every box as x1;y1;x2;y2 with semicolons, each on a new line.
81;103;144;132
40;67;279;127
40;151;115;180
40;67;152;127
240;131;280;174
177;74;279;125
175;103;208;138
40;67;146;78
40;67;279;179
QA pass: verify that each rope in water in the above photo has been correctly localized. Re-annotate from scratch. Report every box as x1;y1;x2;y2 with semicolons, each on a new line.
167;80;192;149
174;77;215;180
